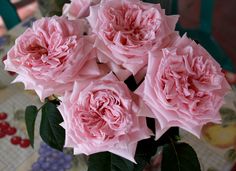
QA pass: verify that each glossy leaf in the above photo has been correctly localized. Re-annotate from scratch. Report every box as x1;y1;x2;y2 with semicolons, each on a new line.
88;152;134;171
25;105;38;148
161;142;201;171
40;102;65;151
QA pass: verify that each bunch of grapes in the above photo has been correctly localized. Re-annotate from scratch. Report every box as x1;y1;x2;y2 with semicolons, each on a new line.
31;143;73;171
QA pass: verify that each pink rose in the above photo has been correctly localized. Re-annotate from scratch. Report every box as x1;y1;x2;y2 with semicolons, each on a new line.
88;0;178;75
58;73;151;162
4;16;101;101
136;35;230;138
63;0;101;19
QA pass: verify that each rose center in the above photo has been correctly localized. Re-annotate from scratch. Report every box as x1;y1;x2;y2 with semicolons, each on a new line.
75;89;130;141
103;4;160;45
27;44;48;58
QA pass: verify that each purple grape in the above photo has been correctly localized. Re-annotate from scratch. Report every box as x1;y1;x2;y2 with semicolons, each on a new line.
40;142;48;149
58;152;66;158
58;158;66;165
38;147;46;155
45;156;54;163
43;144;52;151
51;151;59;158
64;154;73;162
43;149;52;157
31;163;40;171
32;142;74;171
38;156;46;164
41;162;50;170
57;168;65;171
36;168;44;171
51;164;60;171
51;148;58;153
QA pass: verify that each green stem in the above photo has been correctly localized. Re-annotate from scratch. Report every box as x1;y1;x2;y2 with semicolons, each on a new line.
37;103;45;113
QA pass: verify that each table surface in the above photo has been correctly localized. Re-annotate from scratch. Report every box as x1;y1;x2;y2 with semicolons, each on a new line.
0;11;236;171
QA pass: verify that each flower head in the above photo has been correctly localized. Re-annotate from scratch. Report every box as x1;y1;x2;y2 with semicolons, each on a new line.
136;35;230;138
4;16;101;100
58;73;151;162
88;0;178;74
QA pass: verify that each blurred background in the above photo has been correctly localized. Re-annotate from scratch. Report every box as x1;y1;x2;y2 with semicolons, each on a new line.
1;0;236;171
0;0;37;36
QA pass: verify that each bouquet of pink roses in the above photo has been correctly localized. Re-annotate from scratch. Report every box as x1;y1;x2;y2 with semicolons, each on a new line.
4;0;230;170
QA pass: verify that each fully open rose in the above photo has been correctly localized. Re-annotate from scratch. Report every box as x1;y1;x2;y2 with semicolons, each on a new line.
88;0;178;75
4;16;101;101
58;73;151;162
136;35;230;138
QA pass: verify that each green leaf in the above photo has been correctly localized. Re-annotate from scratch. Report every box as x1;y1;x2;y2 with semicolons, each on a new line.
161;142;201;171
133;136;158;171
133;126;179;171
40;102;65;151
25;105;38;148
88;152;134;171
